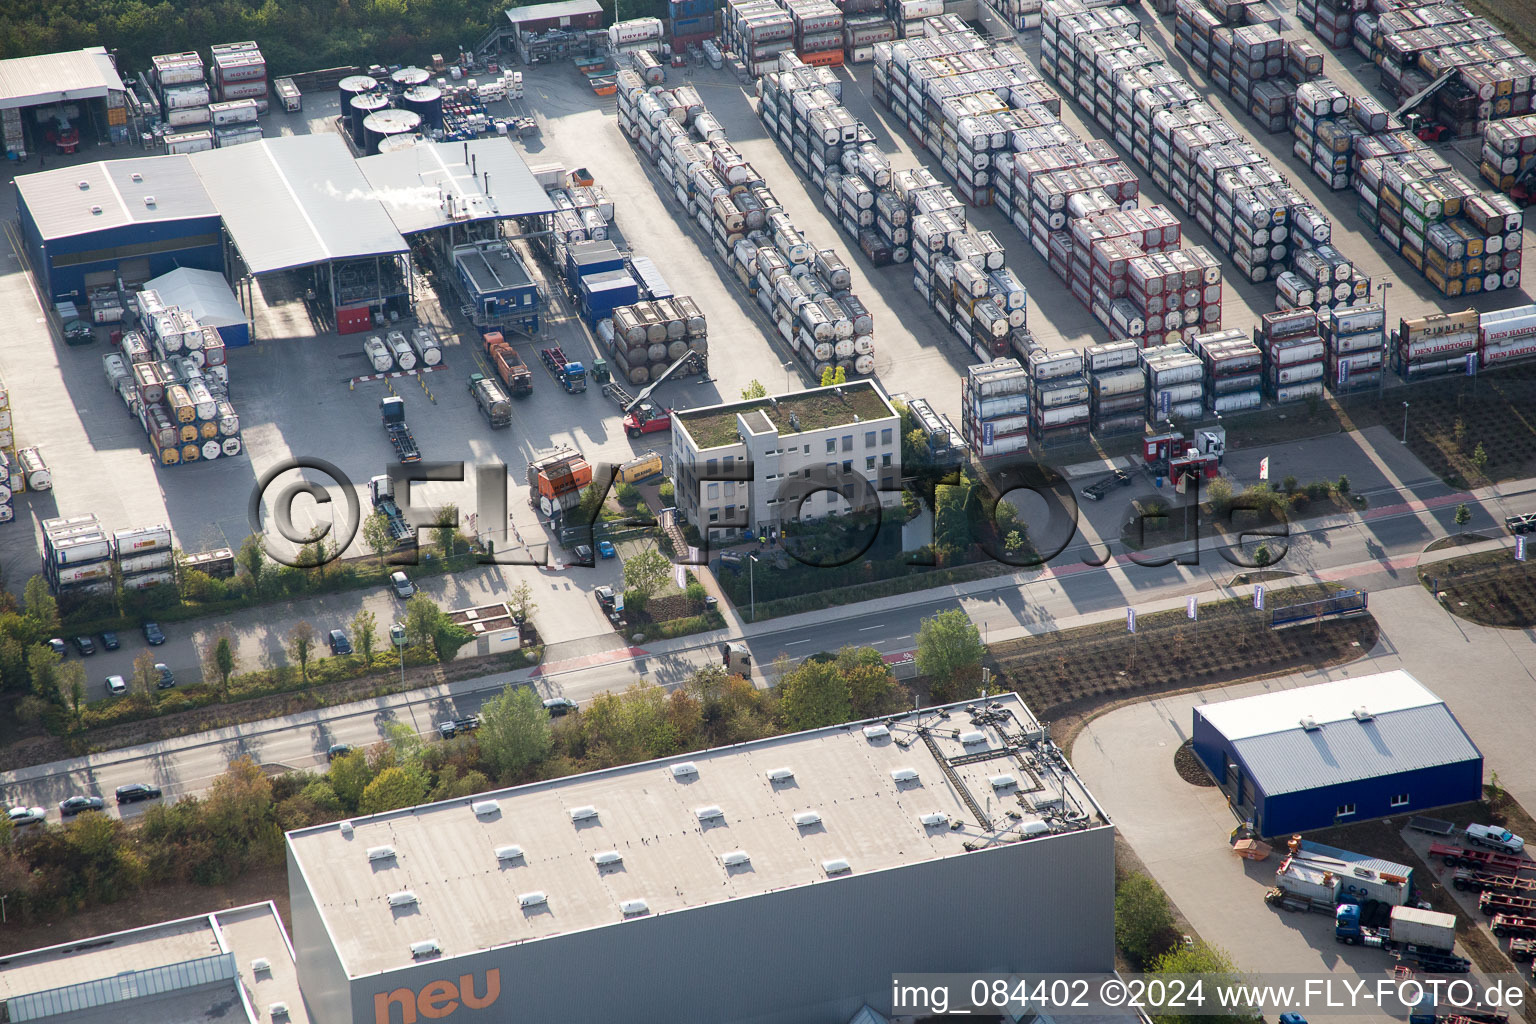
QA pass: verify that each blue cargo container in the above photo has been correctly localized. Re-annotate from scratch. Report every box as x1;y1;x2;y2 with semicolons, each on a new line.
581;270;641;326
671;14;716;36
628;255;673;299
669;0;715;17
565;240;625;287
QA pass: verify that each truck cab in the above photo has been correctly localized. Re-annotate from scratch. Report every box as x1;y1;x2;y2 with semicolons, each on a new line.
720;642;751;675
1193;425;1227;463
624;402;672;437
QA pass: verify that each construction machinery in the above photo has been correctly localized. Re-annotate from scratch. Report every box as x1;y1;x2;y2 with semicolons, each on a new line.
601;349;701;437
1393;69;1457;143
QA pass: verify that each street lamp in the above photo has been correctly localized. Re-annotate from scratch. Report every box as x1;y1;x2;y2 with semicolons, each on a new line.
392;622;407;687
1378;279;1393;399
748;552;759;623
1401;401;1410;445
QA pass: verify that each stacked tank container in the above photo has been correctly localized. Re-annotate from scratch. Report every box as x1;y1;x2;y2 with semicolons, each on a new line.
1256;308;1326;403
1192;328;1263;413
1084;340;1146;435
1392;309;1480;381
962;358;1031;459
209;41;268;107
1174;1;1324;135
782;0;845;66
1141;343;1206;421
598;299;709;383
42;515;114;598
725;0;797;77
151;51;211;130
1288;79;1389;192
912;210;1028;363
1481;114;1536;193
1478;303;1536;368
843;15;896;64
114;524;175;592
616;68;875;378
1295;0;1352;48
1029;349;1092;446
1322;303;1387;393
1278;242;1368;315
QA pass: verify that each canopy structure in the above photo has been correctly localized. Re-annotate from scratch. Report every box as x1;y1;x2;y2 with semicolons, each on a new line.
0;47;124;111
356;139;557;237
144;267;251;347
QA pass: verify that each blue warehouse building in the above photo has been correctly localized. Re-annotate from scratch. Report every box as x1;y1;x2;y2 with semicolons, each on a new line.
1192;671;1483;838
16;156;223;303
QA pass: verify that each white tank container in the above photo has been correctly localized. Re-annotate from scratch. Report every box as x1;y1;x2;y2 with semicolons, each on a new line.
364;336;394;372
409;326;443;366
113;523;173;555
17;447;50;491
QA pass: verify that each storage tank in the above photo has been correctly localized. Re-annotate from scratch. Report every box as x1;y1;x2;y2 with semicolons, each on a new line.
376;134;421;154
400;86;444;130
349;91;390;145
339;74;379;122
408;326;443;367
385;331;417;370
391;66;430;89
363;109;421;156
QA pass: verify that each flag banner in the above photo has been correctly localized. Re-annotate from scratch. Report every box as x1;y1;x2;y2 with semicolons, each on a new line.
1258;457;1270;481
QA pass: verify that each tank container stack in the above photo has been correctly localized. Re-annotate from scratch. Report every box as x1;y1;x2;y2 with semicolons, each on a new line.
598;299;710;384
103;289;244;466
608;18;666;56
1289;79;1391;192
843;14;897;65
1480;115;1536;193
1256;308;1326;404
962;358;1030;459
1175;0;1326;135
1391;309;1479;381
616;69;876;378
1084;340;1146;435
725;0;798;78
1042;0;1337;299
208;41;267;148
1140;342;1206;422
151;51;211;132
784;0;846;66
549;177;617;246
114;524;175;593
1478;303;1536;369
42;515;114;599
1028;349;1091;446
1295;0;1352;48
1321;303;1387;393
1192;328;1263;413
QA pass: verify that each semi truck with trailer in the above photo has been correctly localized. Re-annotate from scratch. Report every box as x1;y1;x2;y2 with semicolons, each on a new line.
540;344;587;393
468;373;512;429
379;396;421;463
483;331;533;396
1334;904;1469;971
368;475;416;547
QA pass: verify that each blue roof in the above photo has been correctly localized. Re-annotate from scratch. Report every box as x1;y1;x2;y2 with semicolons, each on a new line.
1226;703;1481;796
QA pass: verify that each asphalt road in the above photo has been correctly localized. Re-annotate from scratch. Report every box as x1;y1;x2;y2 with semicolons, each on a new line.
4;467;1526;825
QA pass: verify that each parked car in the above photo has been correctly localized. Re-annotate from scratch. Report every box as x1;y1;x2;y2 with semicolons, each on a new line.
597;540;617;559
595;585;617;611
142;622;166;645
326;743;354;762
105;675;128;696
543;696;579;716
7;806;46;827
115;783;162;805
155;664;175;688
71;635;97;656
573;544;594;564
390;571;416;598
389;623;407;647
328;629;353;655
98;631;120;651
47;638;67;658
1466;823;1525;854
59;795;105;817
437;715;481;739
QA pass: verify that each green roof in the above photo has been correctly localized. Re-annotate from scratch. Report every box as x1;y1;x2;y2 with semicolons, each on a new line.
677;383;895;450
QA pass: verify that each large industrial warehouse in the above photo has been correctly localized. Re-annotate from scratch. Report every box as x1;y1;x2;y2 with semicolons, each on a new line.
1191;671;1485;837
286;693;1114;1024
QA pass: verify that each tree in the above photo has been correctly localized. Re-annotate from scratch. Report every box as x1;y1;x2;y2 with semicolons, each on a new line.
434;503;459;558
580;683;680;765
1147;942;1258;1024
29;643;62;703
776;656;853;730
819;365;847;387
576;483;607;527
1472;442;1489;478
477;684;553;781
383;720;425;765
509;581;537;624
359;766;429;814
286;620;317;684
836;646;900;716
1454;503;1471;527
915;609;985;701
1453;417;1468;450
351;609;379;668
328;749;374;811
403;594;471;662
1116;873;1178;967
431;768;493;802
237;534;267;589
1280;474;1298;493
58;662;87;728
211;634;237;694
741;379;768;400
1335;474;1350;496
623;547;672;604
130;651;159;701
360;511;394;567
1254;543;1273;567
22;576;59;634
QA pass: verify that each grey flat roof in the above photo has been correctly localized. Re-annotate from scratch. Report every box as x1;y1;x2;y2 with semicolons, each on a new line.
287;693;1110;978
16;156;218;240
506;0;603;24
356;139;557;235
0;47;123;110
190;135;407;275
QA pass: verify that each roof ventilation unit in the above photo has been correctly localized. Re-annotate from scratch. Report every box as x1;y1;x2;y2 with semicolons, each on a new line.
592;851;623;866
765;767;794;783
471;799;500;817
990;774;1018;790
793;810;821;827
1300;716;1320;731
569;805;599;822
721;850;751;867
338;821;353;837
143;195;156;206
822;858;851;876
959;730;987;746
130;172;143;182
695;805;724;822
386;891;419;908
891;768;919;783
620;898;650;917
409;940;441;959
670;761;698;779
90;205;103;215
1352;707;1374;721
270;1003;290;1019
366;845;396;862
77;180;89;190
495;845;524;862
863;724;890;740
251;958;272;974
919;812;949;828
518;891;549;908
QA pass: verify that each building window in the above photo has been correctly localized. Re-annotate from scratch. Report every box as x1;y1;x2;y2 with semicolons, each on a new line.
708;512;719;523
866;456;876;470
842;434;853;452
882;428;893;444
724;482;735;498
1336;803;1356;819
882;453;892;467
707;459;718;475
865;430;877;447
724;455;735;471
707;483;719;500
826;438;836;454
842;460;852;475
1390;793;1410;808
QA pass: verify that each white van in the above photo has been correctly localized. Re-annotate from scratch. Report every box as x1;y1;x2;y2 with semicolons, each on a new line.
1465;823;1525;854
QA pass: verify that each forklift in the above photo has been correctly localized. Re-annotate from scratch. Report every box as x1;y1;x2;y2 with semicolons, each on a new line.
1394;69;1457;144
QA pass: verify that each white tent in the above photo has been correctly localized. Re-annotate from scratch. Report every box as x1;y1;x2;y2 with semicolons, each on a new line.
143;267;250;345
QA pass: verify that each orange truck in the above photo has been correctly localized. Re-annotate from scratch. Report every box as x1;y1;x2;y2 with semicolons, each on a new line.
483;331;533;396
526;447;593;515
